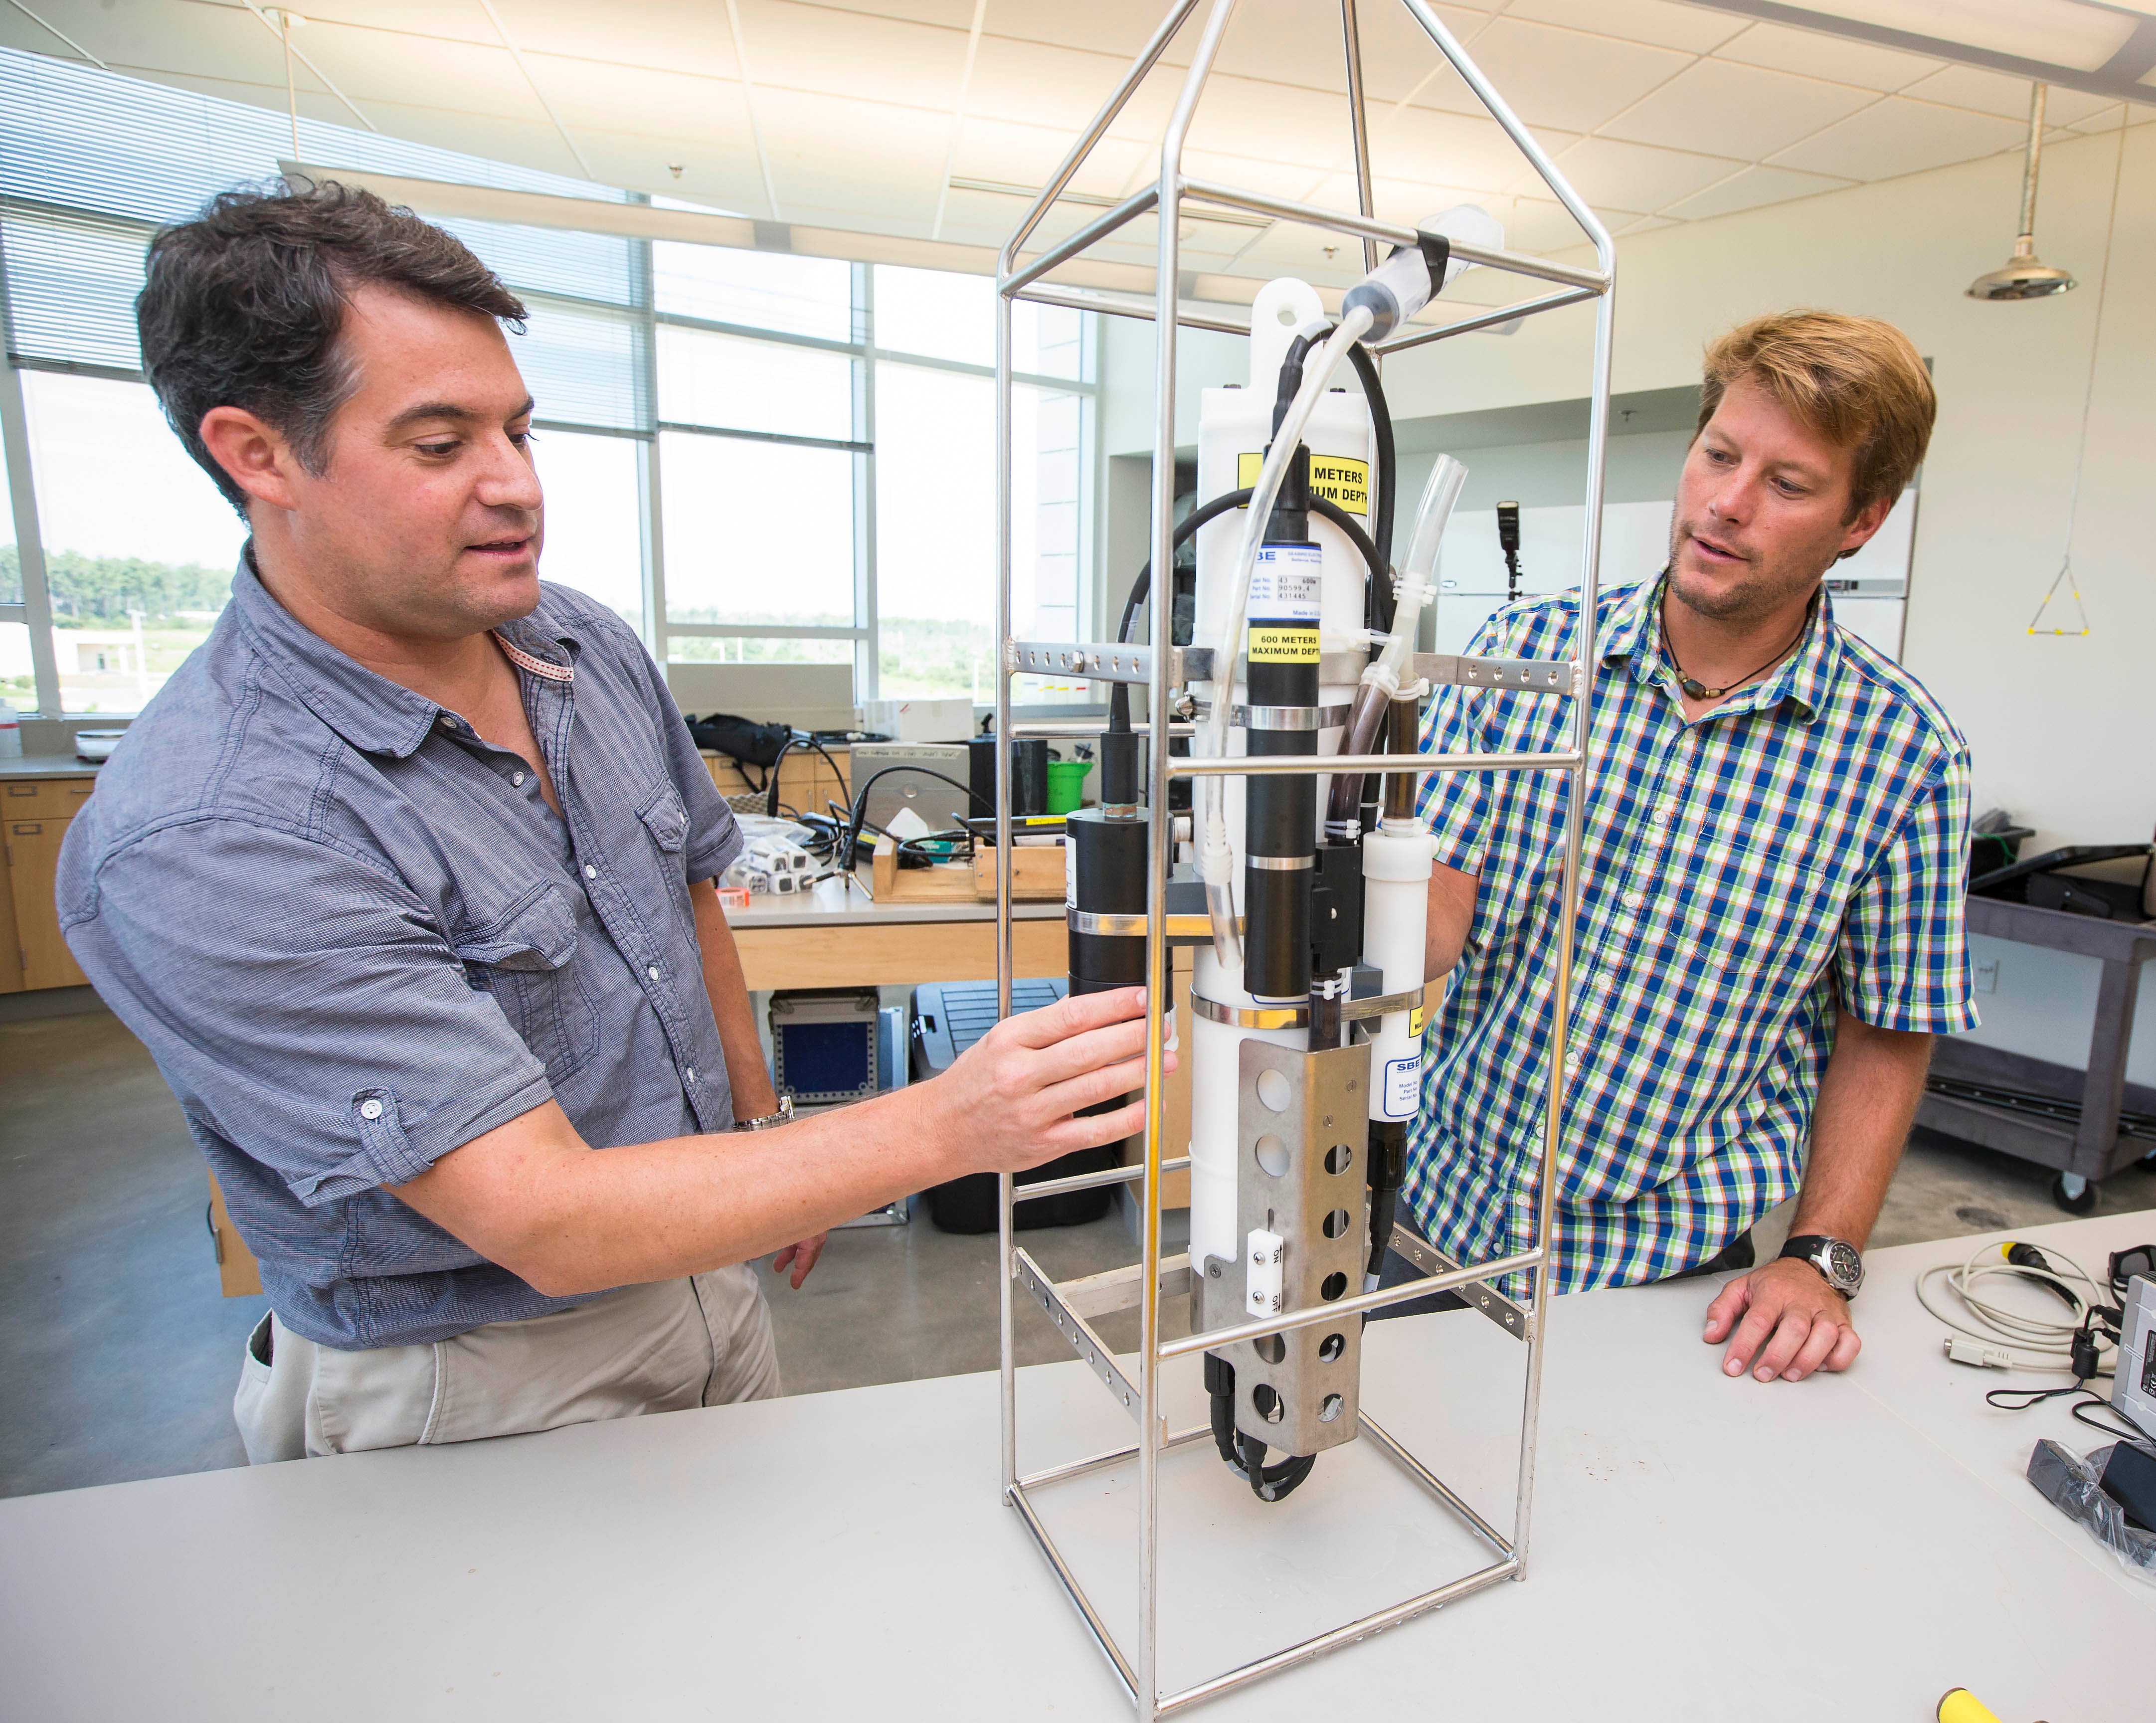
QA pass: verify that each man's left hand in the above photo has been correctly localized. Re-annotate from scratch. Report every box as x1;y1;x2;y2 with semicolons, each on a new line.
771;1233;827;1289
1702;1257;1859;1382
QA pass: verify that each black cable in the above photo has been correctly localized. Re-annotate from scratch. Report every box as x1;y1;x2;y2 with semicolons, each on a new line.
847;766;990;873
1343;341;1397;639
1113;490;1385;648
805;736;851;802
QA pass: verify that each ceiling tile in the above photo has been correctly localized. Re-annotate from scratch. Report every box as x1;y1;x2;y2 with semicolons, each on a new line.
1177;149;1335;204
320;95;591;179
296;22;534;120
1601;59;1878;160
779;0;981;27
1709;20;1939;92
968;35;1169;134
11;0;288;86
1525;136;1743;212
268;1;495;43
2066;103;2138;135
1300;169;1505;232
1658;161;1854;220
1371;103;1580;193
522;60;756;150
492;0;742;79
947;117;1150;197
1769;96;2027;180
1181;74;1366;170
754;87;948;222
572;129;770;211
1899;64;2113;128
1614;212;1679;236
1502;0;1747;55
976;0;1203;63
110;66;391;139
734;0;967;111
1436;16;1693;134
1501;195;1610;254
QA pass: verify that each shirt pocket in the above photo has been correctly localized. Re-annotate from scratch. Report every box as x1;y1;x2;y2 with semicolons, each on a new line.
637;785;689;856
451;884;599;1085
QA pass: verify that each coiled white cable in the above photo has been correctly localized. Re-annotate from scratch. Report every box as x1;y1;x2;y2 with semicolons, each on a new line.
1914;1240;2115;1372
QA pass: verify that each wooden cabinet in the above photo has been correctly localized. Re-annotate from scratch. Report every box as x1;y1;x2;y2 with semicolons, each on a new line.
1;775;95;991
702;746;850;820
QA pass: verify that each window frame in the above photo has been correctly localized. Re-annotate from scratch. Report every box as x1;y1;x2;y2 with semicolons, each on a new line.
0;197;1097;717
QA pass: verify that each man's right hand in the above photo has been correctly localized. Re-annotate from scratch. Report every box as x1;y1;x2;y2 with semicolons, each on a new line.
923;985;1166;1177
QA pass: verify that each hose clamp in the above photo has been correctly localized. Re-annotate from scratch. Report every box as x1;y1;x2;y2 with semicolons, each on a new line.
1067;909;1233;938
1189;983;1423;1030
1191;701;1352;729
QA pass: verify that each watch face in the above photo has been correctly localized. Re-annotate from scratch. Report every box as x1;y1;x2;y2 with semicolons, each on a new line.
1826;1241;1861;1284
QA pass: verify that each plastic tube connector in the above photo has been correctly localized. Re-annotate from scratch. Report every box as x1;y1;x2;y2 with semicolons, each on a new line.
1342;240;1446;343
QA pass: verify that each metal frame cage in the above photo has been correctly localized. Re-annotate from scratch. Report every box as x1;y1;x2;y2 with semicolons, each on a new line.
987;3;1615;1713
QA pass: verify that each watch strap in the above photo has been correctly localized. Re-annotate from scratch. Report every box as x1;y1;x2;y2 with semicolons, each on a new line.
1780;1234;1861;1297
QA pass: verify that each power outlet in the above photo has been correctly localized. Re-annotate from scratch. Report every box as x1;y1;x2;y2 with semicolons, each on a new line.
1974;957;1998;995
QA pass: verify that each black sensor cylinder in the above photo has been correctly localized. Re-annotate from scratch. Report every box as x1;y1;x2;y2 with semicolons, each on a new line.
1242;530;1320;1006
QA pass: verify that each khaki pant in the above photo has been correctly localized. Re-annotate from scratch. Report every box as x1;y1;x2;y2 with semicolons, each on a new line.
232;1267;781;1463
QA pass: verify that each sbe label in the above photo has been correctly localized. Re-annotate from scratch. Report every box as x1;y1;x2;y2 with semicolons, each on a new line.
1250;543;1323;621
1248;626;1319;663
1238;451;1371;516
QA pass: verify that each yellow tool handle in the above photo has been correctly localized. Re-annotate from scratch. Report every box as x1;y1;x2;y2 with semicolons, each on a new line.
1937;1689;2002;1723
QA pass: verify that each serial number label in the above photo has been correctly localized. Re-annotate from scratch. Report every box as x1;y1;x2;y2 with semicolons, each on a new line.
1238;451;1370;516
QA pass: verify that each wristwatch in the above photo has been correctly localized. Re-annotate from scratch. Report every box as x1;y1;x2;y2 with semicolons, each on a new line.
1780;1234;1863;1300
732;1095;795;1132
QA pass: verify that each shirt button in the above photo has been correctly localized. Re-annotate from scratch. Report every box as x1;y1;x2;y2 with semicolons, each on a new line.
1624;892;1645;911
359;1099;384;1121
646;966;661;981
584;864;597;879
685;1067;697;1083
512;770;526;787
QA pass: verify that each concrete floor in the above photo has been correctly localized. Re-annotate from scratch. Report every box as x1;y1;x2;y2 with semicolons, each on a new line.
4;1006;2153;1499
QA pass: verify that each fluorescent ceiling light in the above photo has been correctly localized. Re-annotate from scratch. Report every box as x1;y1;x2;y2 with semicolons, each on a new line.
1796;0;2133;72
1689;0;2156;103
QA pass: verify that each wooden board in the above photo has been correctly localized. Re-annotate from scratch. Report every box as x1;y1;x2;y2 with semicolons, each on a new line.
732;917;1065;992
971;843;1066;901
870;835;978;902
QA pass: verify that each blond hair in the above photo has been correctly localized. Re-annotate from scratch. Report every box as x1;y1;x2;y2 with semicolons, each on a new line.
1698;310;1935;518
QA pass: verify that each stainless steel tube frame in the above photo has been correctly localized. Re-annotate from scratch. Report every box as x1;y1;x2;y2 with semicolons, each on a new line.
990;1;1610;1714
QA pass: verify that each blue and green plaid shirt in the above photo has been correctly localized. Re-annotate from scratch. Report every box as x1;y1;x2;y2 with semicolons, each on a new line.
1407;574;1977;1294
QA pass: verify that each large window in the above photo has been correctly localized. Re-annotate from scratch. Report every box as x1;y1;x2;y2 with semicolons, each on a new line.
21;371;243;715
0;48;1095;719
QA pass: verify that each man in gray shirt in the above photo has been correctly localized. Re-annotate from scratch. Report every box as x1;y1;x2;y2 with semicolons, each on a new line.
58;183;1154;1460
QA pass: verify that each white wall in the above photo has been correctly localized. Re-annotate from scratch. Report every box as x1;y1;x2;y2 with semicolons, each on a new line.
1094;123;2156;1086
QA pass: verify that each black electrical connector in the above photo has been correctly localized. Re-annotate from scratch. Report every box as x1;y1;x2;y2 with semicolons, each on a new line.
1496;500;1522;606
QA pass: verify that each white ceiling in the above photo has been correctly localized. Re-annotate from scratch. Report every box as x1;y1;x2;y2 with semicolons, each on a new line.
5;0;2147;294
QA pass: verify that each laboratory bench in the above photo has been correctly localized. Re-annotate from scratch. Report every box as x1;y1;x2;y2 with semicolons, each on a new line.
4;1209;2147;1720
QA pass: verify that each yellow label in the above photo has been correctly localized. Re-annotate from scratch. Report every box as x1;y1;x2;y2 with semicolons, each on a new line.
1409;1004;1425;1037
1238;451;1370;517
1247;625;1319;663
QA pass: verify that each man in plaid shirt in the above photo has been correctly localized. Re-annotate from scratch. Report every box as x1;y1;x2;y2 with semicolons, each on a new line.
1404;310;1976;1385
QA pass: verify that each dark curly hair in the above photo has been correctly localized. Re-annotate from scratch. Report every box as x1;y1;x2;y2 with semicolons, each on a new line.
136;179;528;516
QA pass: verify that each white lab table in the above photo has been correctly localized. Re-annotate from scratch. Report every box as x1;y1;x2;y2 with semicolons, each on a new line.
1;1213;2148;1721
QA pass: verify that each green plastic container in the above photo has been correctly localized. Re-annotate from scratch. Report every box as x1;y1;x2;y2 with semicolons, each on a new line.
1045;758;1092;815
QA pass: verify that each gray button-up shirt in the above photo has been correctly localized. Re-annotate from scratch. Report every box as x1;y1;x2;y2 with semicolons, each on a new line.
58;554;743;1349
